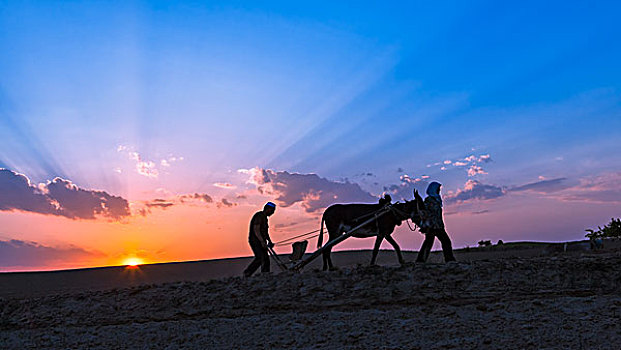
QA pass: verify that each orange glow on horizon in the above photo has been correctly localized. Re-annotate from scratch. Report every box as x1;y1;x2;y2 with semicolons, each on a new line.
122;257;144;267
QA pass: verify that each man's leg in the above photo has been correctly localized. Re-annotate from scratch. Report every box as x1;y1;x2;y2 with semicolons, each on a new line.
436;229;456;262
260;246;270;273
416;234;435;262
244;240;264;276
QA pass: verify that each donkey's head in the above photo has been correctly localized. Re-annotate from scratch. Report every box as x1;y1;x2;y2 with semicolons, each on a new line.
392;195;422;225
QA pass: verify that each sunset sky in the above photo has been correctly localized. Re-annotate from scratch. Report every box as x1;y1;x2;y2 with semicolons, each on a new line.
1;1;620;271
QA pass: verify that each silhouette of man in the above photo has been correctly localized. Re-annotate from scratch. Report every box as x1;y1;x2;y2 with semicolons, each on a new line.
243;202;276;277
415;182;456;263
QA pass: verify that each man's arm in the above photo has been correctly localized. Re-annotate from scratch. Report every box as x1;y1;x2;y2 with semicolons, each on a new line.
253;223;266;248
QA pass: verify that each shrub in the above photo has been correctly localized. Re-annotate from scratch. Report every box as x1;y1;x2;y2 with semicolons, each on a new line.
478;240;492;247
585;218;621;239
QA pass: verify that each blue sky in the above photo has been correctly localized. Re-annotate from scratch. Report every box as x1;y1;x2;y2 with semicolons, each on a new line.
1;1;620;270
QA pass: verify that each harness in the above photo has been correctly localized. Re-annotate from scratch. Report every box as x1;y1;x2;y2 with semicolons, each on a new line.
358;202;418;235
388;204;418;232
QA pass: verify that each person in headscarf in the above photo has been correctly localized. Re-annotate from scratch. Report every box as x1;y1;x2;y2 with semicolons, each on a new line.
415;181;456;262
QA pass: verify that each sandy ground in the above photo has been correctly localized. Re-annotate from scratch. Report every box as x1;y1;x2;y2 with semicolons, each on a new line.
1;246;620;349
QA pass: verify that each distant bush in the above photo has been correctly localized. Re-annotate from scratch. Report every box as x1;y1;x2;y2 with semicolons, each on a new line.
585;218;621;239
497;240;504;245
478;240;492;247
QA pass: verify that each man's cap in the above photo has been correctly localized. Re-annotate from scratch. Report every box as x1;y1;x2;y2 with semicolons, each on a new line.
265;202;276;208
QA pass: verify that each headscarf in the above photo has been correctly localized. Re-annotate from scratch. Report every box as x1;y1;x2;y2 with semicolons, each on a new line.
426;181;442;207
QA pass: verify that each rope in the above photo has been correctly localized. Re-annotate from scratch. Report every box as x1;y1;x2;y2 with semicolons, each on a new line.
406;219;417;232
273;229;321;246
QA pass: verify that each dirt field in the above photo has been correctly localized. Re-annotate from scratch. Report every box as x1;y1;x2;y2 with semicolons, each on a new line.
1;245;620;349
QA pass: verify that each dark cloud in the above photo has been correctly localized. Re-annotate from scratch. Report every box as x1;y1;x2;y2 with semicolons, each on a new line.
179;193;213;204
472;210;490;215
0;169;58;215
140;193;215;215
145;199;175;209
217;198;237;208
0;169;130;220
511;178;569;193
445;180;506;204
45;178;130;219
0;239;103;268
247;168;376;213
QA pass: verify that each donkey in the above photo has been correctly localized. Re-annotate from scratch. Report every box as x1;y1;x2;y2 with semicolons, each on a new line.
317;193;421;271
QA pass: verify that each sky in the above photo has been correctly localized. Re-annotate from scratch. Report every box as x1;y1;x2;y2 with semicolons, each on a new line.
1;1;620;271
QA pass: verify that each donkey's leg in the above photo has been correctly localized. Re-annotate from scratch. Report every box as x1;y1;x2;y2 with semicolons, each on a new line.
322;248;329;271
370;235;384;265
322;236;334;271
322;226;338;271
326;245;337;271
385;234;405;265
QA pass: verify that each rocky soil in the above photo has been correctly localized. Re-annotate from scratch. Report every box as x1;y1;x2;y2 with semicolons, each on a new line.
1;253;620;349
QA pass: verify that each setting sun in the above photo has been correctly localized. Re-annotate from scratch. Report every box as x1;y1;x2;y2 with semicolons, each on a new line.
122;257;144;267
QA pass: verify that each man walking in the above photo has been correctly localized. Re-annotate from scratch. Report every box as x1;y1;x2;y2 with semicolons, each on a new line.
243;202;276;277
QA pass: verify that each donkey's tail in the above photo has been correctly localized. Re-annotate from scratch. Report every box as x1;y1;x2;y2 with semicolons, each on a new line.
317;215;325;248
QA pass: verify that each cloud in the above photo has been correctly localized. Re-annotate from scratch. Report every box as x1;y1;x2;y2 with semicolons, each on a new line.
179;193;214;204
145;199;175;209
138;192;214;216
241;167;376;213
445;180;506;204
427;153;493;176
217;198;237;208
126;151;158;178
136;159;158;178
463;155;476;162
0;169;130;220
472;210;490;215
478;154;492;163
503;174;621;204
213;182;237;189
467;165;487;177
384;174;429;200
511;178;570;193
446;173;620;206
0;239;103;268
117;145;183;178
553;172;621;204
160;156;183;168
